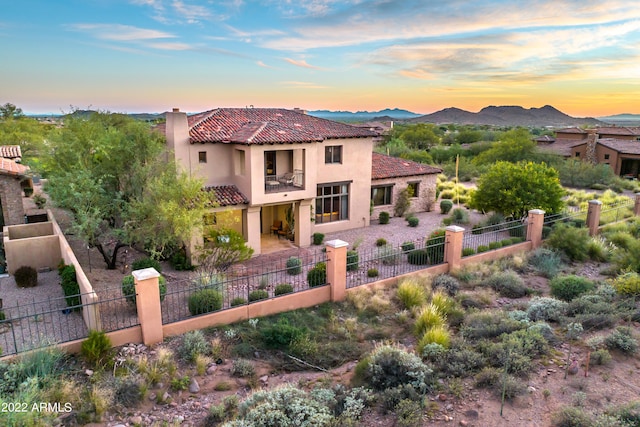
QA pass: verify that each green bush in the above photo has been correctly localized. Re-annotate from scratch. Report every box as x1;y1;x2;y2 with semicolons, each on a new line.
477;245;489;253
312;232;325;245
14;266;37;288
249;289;269;302
462;311;525;341
526;297;567;322
131;257;162;273
528;248;563;278
605;327;638;354
401;241;415;253
169;248;193;271
379;245;401;265
274;283;294;296
81;330;112;367
431;274;460;296
545;224;590;261
230;297;246;307
367;268;379;278
114;377;143;407
550;275;594;302
188;289;223;315
425;229;446;264
261;316;306;349
121;274;167;305
23;187;33;197
407;217;419;227
179;330;210;362
231;359;256;378
346;250;359;271
485;270;528;298
33;193;46;209
612;272;640;296
440;199;453;214
462;247;475;257
500;238;514;246
488;241;503;250
363;344;433;393
376;238;387;247
0;310;5;322
307;263;327;287
285;257;302;275
591;348;612;365
407;249;429;265
397;279;427;309
552;406;592;427
379;211;390;224
451;208;469;224
58;264;81;309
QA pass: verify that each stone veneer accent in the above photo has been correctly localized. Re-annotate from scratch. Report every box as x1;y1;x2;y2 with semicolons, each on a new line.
371;173;438;219
0;174;25;226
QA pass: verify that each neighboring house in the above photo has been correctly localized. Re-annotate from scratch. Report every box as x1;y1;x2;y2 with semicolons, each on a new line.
0;157;30;228
370;153;442;218
0;145;22;163
352;121;393;144
537;126;640;177
163;108;376;255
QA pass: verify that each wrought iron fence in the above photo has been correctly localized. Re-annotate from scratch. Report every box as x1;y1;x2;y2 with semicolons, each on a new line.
599;200;634;226
462;218;527;256
90;283;140;333
161;251;327;324
346;237;445;289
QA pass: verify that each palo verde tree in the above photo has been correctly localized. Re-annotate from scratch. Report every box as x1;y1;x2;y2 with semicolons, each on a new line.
470;161;564;219
0;103;52;169
45;111;209;269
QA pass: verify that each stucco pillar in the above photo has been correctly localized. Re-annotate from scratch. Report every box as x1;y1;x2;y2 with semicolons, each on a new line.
635;193;640;217
295;199;312;247
526;209;545;249
586;200;602;236
444;226;464;271
326;239;348;302
133;268;163;346
246;206;261;256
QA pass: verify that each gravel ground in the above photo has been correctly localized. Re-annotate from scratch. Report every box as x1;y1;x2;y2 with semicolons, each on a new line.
0;270;88;356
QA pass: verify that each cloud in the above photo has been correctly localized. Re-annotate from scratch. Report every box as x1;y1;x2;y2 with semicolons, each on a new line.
146;41;192;50
171;0;213;23
257;60;277;69
279;81;329;89
69;23;176;41
283;58;323;69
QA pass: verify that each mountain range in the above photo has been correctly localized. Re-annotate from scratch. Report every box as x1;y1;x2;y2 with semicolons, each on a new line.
307;108;420;121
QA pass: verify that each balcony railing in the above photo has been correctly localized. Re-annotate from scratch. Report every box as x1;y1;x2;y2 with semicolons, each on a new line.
264;170;304;193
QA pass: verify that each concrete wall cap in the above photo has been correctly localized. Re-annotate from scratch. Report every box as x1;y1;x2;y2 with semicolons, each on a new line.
445;225;465;232
588;199;603;205
326;239;349;248
132;268;161;281
528;209;546;215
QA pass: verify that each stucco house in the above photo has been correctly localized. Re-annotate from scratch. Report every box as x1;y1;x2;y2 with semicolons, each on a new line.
370;153;442;218
163;107;377;255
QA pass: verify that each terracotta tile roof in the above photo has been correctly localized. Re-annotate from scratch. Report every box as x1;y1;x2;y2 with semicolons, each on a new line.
0;157;29;176
596;126;640;137
188;108;375;144
204;185;249;206
555;127;587;135
597;138;640;155
0;145;22;160
534;135;555;143
537;138;585;157
372;152;442;180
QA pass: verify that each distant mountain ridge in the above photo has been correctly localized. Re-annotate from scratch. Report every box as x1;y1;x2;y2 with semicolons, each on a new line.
307;108;421;121
409;105;604;127
597;113;640;126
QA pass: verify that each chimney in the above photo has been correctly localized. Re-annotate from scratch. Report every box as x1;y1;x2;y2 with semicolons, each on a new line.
585;129;598;164
165;108;191;173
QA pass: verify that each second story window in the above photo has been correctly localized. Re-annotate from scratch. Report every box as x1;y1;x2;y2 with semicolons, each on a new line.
325;146;342;164
199;151;207;163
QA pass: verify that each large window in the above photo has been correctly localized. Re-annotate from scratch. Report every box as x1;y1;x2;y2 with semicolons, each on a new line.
325;146;342;164
371;185;393;206
408;182;419;198
316;183;349;223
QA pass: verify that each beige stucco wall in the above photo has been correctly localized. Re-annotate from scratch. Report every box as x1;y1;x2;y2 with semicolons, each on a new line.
3;231;60;274
370;173;438;219
7;222;53;239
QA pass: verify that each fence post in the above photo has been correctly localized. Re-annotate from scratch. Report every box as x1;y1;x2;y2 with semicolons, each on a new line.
635;193;640;217
133;268;163;346
586;200;602;236
326;239;348;302
527;209;545;249
444;226;464;272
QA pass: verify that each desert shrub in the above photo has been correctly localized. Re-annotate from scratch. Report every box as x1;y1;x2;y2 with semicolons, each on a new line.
508;223;527;238
114;377;143;407
451;208;469;224
591;348;612;365
440;199;453;214
475;367;501;388
488;241;503;250
170;375;190;391
121;274;167;305
430;290;456;315
407;249;429;265
477;245;489;253
23;187;33;197
611;272;640;296
401;241;415;252
363;344;433;393
394;187;412;217
425;229;446;264
545;224;590;261
586;237;612;262
367;268;379;278
58;264;81;309
179;330;210;362
438;343;485;377
609;400;640;426
379;211;390;224
500;375;527;401
605;327;638;354
131;257;162;273
526;297;567;322
249;289;269;302
462;247;476;257
376;238;387;247
462;311;525;341
307;262;327;287
484;270;528;298
500;238;514;247
14;266;38;288
407;217;419;227
260;316;306;349
346;250;359;271
528;247;563;278
395;398;423;427
566;294;618;330
231;359;255;378
442;217;453;226
169;248;193;271
379;245;402;265
417;326;451;353
285;257;302;275
550;275;594;302
552;406;592;427
230;297;246;307
312;232;325;245
81;330;112;367
33;193;46;209
414;304;447;336
188;289;223;315
274;283;294;296
397;279;427;310
431;274;460;296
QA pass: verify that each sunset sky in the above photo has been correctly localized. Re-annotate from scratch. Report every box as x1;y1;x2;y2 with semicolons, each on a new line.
1;0;639;117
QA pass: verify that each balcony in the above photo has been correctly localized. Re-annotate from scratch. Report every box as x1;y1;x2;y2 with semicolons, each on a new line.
265;169;304;193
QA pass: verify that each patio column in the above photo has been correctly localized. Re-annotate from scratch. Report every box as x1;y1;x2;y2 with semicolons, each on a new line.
527;209;545;249
326;239;348;302
245;206;261;256
586;200;602;236
444;226;464;271
133;268;163;346
295;199;312;247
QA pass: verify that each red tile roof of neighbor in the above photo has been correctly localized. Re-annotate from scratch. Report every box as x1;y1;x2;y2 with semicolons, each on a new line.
187;108;376;144
0;157;29;177
372;152;442;180
0;145;22;159
204;185;249;207
597;138;640;155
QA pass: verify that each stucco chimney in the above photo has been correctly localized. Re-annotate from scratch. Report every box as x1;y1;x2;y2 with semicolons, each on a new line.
585;129;598;164
165;108;190;173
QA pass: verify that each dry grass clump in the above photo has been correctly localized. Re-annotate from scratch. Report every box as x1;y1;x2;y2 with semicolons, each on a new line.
396;277;430;310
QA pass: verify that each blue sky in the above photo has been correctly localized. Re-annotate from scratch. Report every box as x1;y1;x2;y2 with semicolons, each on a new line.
1;0;639;116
